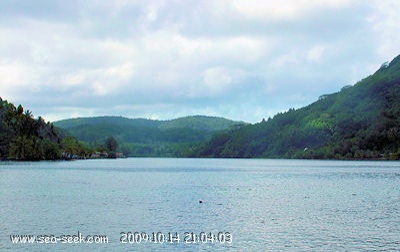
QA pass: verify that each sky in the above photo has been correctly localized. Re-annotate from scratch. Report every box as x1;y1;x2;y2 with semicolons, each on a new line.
1;0;400;123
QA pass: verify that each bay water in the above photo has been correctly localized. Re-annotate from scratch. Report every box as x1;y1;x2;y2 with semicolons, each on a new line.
1;158;399;251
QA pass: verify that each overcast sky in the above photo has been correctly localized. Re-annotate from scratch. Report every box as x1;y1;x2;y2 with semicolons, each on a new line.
1;0;399;123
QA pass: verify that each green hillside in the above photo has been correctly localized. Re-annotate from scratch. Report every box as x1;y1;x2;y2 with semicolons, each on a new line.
196;54;400;159
55;116;161;129
55;115;244;157
0;98;84;160
159;115;245;131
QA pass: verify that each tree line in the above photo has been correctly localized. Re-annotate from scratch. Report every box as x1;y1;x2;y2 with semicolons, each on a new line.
2;54;399;160
193;54;400;159
0;97;62;160
0;97;121;160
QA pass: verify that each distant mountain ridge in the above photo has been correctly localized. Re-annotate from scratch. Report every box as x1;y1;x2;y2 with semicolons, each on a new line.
55;115;245;157
55;115;244;132
196;54;400;159
55;116;159;129
6;53;400;160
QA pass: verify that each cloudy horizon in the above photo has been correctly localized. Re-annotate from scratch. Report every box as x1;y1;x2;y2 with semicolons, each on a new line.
1;0;399;123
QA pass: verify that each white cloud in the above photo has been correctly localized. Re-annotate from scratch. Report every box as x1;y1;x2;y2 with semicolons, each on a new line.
232;0;355;21
367;0;400;59
307;46;326;62
0;61;27;87
201;67;233;96
0;0;398;123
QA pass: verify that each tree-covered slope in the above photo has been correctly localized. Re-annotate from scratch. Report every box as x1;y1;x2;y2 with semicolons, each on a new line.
55;115;244;157
0;98;62;160
55;116;161;129
159;115;245;131
197;54;400;159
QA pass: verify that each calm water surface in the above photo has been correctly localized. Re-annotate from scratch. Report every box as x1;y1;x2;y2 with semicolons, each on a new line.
1;158;400;251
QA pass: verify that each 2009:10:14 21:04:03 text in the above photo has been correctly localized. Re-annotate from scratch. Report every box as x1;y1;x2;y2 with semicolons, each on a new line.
120;231;232;244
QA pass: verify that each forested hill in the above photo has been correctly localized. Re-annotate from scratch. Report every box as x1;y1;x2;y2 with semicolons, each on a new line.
55;115;242;132
55;115;244;157
0;98;62;160
197;54;400;159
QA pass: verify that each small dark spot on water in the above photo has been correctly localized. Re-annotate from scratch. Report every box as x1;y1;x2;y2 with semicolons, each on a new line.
352;193;357;196
199;200;203;204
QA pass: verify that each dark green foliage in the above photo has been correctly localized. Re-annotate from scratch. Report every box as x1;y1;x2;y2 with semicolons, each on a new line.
4;54;399;160
159;115;245;131
106;136;118;152
55;116;161;129
55;115;244;157
197;54;400;159
0;98;63;160
60;136;89;158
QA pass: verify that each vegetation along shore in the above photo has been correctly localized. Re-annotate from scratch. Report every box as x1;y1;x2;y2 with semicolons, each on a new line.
1;54;400;160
